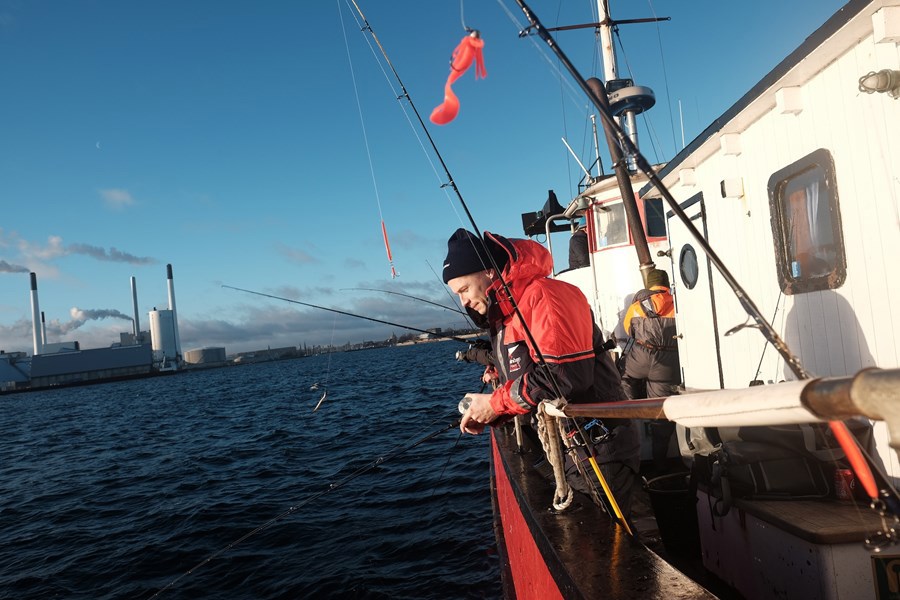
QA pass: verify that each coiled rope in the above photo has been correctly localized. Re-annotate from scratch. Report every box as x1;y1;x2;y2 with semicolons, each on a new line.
536;401;573;511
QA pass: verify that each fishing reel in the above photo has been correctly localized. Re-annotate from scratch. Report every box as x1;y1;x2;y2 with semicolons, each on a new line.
565;418;613;446
458;395;473;415
455;339;494;365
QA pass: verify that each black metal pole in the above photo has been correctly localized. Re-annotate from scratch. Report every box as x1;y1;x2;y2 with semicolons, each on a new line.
513;0;808;380
586;77;655;281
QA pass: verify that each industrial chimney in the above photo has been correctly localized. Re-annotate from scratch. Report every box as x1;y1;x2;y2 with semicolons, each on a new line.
166;264;181;359
130;276;141;342
29;272;43;356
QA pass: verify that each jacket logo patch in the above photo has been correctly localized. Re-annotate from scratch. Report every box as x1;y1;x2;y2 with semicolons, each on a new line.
507;343;525;373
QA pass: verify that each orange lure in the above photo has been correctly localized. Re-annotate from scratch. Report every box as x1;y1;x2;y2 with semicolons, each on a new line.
430;31;487;125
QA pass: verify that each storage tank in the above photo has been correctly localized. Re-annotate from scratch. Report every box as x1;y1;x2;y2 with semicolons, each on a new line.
149;309;178;362
184;347;226;366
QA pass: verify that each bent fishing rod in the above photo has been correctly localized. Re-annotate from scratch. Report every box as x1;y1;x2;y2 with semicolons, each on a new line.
223;284;480;344
512;0;898;513
348;0;634;535
148;417;460;598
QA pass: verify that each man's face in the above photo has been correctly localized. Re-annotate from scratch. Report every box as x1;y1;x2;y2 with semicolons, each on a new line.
447;270;493;315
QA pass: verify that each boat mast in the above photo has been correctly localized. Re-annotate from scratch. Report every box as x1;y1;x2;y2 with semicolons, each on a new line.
596;0;656;173
597;1;617;82
594;0;657;279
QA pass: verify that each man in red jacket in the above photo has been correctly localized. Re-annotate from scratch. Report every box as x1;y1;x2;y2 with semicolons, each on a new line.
442;228;640;514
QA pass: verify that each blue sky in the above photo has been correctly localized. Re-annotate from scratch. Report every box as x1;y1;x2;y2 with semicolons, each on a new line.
0;0;846;355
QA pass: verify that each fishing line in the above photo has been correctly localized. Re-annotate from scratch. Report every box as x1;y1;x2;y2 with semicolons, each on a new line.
494;0;587;112
430;382;490;499
347;2;556;392
349;1;635;532
223;284;478;344
337;0;398;279
431;430;465;499
313;314;338;412
148;418;460;598
751;290;783;384
459;0;469;32
425;258;477;330
343;1;470;229
343;285;478;339
341;287;465;314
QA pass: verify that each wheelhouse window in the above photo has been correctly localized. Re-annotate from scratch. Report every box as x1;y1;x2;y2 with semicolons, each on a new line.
592;201;629;249
767;148;846;295
643;197;666;238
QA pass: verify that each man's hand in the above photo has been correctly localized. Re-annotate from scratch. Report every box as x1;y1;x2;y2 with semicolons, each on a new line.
481;365;499;384
459;393;497;435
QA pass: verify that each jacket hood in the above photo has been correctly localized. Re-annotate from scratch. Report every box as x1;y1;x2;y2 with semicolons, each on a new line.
484;231;553;293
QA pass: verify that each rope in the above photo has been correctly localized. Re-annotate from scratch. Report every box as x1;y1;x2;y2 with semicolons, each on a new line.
536;401;573;511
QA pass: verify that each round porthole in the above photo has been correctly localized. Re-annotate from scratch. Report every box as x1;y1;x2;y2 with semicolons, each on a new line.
679;244;699;290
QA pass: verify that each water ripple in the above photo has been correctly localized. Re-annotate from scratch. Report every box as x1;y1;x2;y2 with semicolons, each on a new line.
0;342;500;599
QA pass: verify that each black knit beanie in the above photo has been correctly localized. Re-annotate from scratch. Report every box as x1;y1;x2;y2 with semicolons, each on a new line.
442;229;508;283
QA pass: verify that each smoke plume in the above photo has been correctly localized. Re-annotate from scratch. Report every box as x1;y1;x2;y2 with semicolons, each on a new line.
60;307;134;334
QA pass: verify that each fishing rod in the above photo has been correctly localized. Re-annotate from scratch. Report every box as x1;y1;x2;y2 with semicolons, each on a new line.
512;0;898;515
348;0;583;403
148;417;460;598
223;284;479;344
340;287;466;314
514;0;804;381
348;1;635;533
342;285;478;335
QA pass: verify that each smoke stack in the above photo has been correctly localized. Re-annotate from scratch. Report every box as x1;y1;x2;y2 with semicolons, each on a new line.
166;264;181;357
41;311;47;348
30;272;43;356
130;276;141;342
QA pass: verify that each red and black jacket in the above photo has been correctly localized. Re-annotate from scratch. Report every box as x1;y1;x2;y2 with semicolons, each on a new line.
483;232;624;417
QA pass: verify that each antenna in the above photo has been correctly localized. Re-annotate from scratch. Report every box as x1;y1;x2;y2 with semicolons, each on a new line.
561;137;594;184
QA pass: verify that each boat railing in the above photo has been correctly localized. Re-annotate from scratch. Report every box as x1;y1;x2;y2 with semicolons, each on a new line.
545;367;900;461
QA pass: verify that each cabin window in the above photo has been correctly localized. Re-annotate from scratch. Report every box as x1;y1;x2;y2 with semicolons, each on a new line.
679;244;699;289
593;201;629;248
643;198;666;238
768;148;846;294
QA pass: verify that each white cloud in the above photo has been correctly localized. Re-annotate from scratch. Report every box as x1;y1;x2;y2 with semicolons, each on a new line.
99;188;136;209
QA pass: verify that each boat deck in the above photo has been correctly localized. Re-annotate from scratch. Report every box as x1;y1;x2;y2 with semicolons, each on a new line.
491;421;735;599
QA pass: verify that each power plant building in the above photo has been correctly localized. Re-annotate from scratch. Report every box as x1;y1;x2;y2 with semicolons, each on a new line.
28;344;153;389
2;264;184;392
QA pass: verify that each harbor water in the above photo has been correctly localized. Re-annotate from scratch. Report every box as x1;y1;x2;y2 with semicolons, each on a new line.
0;341;502;599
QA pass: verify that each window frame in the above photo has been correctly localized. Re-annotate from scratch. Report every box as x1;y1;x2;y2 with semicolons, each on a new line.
767;148;846;295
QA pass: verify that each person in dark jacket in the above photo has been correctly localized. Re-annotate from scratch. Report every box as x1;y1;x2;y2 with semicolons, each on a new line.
568;219;590;270
620;268;681;470
442;227;640;515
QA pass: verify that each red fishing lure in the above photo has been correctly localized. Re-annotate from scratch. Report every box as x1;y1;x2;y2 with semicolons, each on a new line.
430;31;487;125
